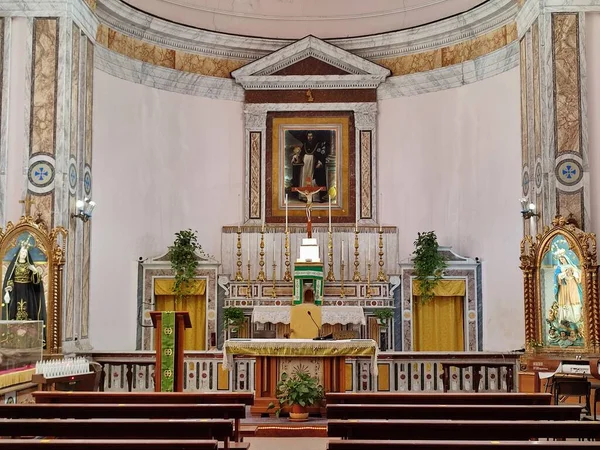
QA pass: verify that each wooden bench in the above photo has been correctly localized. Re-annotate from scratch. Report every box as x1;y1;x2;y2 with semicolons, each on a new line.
327;419;600;440
0;440;218;449
0;403;246;442
0;419;238;449
327;441;600;449
32;391;254;405
326;404;582;421
325;392;552;405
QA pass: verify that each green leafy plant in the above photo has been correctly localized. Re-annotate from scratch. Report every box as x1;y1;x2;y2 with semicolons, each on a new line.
223;307;245;330
374;308;394;325
267;371;324;417
413;231;447;303
168;229;201;306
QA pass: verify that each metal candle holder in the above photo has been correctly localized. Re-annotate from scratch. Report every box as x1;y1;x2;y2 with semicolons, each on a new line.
352;228;361;282
257;229;266;282
283;231;292;282
377;228;388;282
235;229;244;281
366;262;372;298
246;260;252;298
271;262;277;298
326;231;336;281
340;260;346;298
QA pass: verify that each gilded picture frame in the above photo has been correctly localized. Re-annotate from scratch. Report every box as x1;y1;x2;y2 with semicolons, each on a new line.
265;111;356;224
520;216;600;354
0;216;67;354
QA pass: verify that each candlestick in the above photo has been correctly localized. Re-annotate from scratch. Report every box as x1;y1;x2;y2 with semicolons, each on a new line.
366;262;372;298
353;228;361;281
328;197;332;232
234;228;244;281
257;228;266;282
285;194;289;232
283;230;292;282
340;259;346;298
247;234;250;262
271;259;277;298
368;234;371;263
341;240;345;263
377;227;388;282
246;259;252;299
326;231;335;282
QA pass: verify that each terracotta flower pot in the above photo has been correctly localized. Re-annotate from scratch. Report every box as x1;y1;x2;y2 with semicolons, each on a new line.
289;403;309;421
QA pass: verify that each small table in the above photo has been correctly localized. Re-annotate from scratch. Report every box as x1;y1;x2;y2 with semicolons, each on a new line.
440;361;515;393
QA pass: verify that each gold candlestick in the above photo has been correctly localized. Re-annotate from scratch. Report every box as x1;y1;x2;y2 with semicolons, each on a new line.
377;228;388;282
352;228;361;281
271;262;277;298
283;231;292;282
246;260;252;298
366;262;372;298
257;229;266;282
340;260;346;298
326;231;336;281
235;229;244;281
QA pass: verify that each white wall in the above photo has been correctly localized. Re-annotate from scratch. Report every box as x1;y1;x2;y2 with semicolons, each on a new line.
91;68;523;352
90;71;244;350
587;12;600;236
378;68;523;351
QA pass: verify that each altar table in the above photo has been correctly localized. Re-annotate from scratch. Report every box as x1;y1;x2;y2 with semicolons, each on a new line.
251;306;366;325
222;339;378;415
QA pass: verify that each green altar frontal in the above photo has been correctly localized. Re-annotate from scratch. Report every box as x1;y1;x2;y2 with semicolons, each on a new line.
293;263;324;305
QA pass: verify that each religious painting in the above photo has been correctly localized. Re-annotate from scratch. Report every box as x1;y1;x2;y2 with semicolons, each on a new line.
520;216;600;354
266;112;355;225
0;216;66;353
539;235;584;348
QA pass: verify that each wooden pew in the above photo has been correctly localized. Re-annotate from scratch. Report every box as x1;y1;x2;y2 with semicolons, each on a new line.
0;419;236;449
33;391;254;405
326;404;582;421
0;404;246;442
0;440;218;450
327;441;600;449
325;392;552;405
327;419;600;440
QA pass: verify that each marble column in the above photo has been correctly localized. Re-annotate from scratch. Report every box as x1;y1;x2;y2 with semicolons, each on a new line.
0;0;98;352
517;0;596;233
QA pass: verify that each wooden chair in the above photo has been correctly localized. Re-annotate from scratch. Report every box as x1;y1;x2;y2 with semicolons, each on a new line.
552;376;590;415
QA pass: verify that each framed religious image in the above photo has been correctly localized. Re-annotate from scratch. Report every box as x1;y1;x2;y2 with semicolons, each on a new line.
520;216;600;354
266;111;355;224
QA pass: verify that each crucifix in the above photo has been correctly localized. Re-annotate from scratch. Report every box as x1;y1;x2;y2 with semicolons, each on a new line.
292;179;325;238
18;193;34;217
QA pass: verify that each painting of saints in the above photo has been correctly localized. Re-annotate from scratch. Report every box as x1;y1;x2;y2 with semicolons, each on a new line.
1;235;46;345
543;237;584;348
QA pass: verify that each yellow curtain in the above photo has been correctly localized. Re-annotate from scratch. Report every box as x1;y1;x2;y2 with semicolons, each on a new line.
154;279;206;351
413;279;466;296
413;296;464;351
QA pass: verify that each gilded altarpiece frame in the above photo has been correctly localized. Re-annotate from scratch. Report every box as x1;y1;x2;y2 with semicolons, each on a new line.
0;216;66;354
520;216;600;354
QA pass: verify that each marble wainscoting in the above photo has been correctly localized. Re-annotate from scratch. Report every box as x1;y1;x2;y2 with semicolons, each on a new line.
88;351;519;393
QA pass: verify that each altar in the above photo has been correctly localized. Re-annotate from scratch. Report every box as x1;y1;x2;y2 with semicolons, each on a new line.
222;338;378;415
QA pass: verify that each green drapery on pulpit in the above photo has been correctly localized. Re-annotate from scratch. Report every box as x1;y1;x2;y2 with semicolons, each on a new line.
160;311;175;392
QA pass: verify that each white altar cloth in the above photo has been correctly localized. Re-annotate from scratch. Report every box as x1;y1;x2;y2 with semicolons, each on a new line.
251;306;366;326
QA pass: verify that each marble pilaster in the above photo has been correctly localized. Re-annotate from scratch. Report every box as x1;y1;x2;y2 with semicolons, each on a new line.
0;19;8;227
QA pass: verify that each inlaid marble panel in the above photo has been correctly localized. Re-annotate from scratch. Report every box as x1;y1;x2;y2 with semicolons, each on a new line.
533;21;541;160
81;222;91;338
65;209;76;340
70;23;80;159
520;37;528;168
556;188;583;228
552;13;581;155
32;193;54;229
249;131;261;220
360;131;372;219
30;18;58;156
84;38;93;164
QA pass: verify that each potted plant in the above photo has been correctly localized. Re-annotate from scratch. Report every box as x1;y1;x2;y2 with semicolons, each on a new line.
267;371;324;420
168;229;201;307
413;231;447;303
374;308;394;326
223;307;245;338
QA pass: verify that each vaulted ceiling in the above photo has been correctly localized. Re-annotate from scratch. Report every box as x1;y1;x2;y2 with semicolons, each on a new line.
123;0;489;39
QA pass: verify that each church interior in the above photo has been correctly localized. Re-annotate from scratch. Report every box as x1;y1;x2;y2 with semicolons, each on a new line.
1;0;600;448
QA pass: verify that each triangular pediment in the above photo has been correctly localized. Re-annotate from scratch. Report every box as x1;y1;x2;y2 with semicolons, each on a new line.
232;35;390;90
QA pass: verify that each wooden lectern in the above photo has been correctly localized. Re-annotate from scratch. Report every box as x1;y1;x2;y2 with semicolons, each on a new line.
150;311;192;392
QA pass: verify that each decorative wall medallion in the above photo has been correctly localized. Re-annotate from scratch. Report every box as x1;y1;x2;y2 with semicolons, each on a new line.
534;159;543;193
28;155;56;193
555;159;583;187
68;159;77;195
522;167;529;196
83;164;92;195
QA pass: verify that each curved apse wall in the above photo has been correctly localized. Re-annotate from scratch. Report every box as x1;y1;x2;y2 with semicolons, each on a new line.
89;0;523;351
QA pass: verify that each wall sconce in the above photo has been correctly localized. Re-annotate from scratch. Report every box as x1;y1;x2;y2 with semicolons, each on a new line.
71;198;96;222
520;198;539;220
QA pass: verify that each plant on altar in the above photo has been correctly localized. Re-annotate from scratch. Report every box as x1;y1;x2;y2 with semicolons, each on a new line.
413;231;447;303
168;229;201;306
267;371;324;419
374;308;394;325
223;307;245;334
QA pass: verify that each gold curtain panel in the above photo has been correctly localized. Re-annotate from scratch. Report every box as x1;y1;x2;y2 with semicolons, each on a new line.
154;278;206;295
413;279;465;296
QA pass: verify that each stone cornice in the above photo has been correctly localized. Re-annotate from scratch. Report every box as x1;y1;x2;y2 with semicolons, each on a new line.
0;0;99;40
97;0;517;61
